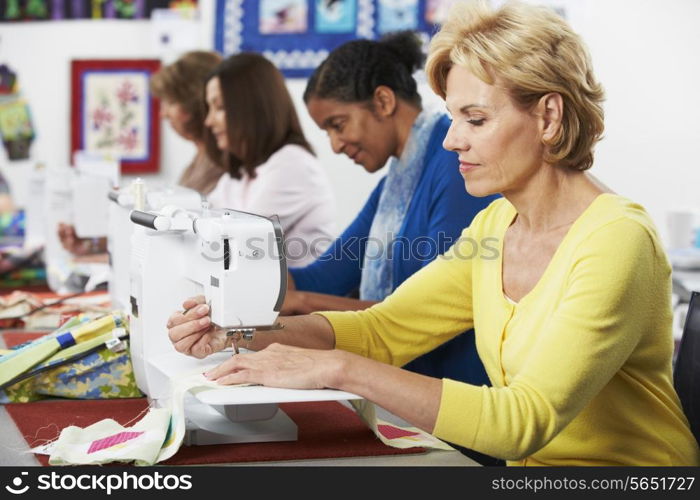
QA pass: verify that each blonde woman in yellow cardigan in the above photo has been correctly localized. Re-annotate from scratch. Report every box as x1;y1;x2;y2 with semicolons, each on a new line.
166;1;700;466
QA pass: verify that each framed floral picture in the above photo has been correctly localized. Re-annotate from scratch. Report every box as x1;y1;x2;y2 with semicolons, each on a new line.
70;59;161;174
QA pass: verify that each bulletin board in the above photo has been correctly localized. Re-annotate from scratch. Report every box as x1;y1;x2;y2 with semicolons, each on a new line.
214;0;457;78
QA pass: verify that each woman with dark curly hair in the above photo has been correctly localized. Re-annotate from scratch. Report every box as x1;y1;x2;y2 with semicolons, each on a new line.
281;32;497;387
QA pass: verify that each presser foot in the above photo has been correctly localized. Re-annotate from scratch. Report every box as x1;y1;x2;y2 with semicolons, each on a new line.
224;322;284;354
225;328;255;355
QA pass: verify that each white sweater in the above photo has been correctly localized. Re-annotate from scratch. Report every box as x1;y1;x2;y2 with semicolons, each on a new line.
207;144;336;266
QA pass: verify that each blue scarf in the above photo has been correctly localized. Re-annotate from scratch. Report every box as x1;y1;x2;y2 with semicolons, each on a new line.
360;110;441;301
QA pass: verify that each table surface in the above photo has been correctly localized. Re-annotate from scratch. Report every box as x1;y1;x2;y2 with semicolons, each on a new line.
0;333;478;467
7;262;699;467
0;403;477;467
8;266;699;467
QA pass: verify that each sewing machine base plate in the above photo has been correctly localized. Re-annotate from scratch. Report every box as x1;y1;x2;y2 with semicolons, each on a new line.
183;398;298;446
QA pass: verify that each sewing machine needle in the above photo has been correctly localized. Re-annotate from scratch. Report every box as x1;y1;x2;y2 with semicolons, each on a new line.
232;338;240;355
227;330;240;356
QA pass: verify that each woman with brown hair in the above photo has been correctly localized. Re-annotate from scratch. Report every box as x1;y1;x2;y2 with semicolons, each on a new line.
59;50;225;255
150;50;224;195
203;53;336;266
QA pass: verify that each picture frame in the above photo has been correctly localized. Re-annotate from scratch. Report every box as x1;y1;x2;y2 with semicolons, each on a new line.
70;59;161;174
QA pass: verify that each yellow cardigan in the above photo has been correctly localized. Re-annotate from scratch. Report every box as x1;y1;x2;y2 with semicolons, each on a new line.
318;195;700;465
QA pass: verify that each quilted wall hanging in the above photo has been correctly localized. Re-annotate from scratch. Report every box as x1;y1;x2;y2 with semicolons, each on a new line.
214;0;458;78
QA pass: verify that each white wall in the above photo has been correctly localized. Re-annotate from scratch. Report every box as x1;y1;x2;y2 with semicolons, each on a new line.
1;0;700;240
576;0;700;243
0;14;378;232
0;21;196;193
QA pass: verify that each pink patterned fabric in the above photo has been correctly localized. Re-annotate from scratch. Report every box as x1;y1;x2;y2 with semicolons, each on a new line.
88;431;144;454
377;424;419;440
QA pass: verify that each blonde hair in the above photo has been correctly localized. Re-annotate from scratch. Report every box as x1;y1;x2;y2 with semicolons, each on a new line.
426;0;604;171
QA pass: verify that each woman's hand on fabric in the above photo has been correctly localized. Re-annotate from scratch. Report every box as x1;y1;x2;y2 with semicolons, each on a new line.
167;295;227;359
204;343;346;389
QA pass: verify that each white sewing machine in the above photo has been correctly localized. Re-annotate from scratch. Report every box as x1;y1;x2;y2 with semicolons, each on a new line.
107;180;203;312
128;204;360;445
43;155;118;293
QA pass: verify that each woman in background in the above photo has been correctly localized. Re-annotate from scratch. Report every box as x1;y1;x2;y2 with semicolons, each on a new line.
59;50;224;255
150;50;224;195
203;52;336;267
195;34;500;465
283;32;497;386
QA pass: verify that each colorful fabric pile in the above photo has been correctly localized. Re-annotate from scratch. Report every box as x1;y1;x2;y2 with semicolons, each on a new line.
0;312;141;403
0;290;111;329
0;209;46;288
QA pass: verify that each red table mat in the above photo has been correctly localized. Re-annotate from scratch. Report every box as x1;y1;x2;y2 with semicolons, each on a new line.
5;398;425;465
2;331;49;348
0;284;52;294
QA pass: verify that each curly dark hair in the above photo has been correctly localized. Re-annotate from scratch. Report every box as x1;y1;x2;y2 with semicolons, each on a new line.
304;31;425;108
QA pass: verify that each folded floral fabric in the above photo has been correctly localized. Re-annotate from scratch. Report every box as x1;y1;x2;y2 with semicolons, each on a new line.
0;328;140;403
0;291;111;329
